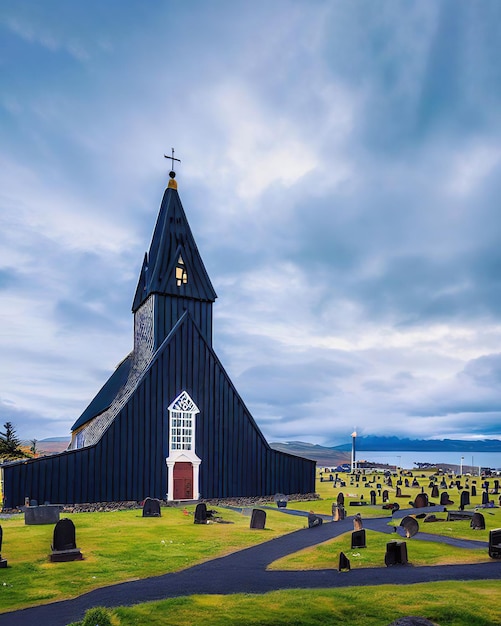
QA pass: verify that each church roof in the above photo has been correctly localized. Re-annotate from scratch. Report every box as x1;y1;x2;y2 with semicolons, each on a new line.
132;185;217;312
71;353;133;432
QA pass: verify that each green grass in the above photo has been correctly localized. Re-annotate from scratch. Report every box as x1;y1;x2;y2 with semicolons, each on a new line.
1;469;500;623
268;529;489;570
0;505;305;612
110;583;501;625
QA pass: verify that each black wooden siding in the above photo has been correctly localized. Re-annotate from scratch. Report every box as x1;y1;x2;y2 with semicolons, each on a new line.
154;294;213;349
2;313;315;507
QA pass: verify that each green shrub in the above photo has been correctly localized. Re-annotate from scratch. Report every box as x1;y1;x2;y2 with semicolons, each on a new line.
81;606;113;626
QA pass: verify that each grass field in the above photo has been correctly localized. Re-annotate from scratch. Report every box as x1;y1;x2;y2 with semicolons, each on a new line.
1;469;501;624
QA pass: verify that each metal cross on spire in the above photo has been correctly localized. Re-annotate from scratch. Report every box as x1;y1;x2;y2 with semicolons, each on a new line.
164;148;181;176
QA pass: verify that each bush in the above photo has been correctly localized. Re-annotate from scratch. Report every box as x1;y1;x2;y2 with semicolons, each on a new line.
81;606;113;626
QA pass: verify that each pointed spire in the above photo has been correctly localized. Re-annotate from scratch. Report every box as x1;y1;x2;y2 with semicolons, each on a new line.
132;167;216;312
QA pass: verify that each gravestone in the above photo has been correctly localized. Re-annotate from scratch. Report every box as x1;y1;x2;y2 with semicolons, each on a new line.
0;526;6;568
440;492;453;506
370;490;377;506
387;477;393;488
25;504;62;525
308;511;323;528
413;493;428;508
470;512;485;530
142;497;161;517
338;551;351;572
194;503;208;524
332;504;345;522
353;513;363;530
274;493;288;508
404;479;410;488
382;490;389;503
385;541;408;566
471;485;477;497
488;528;501;559
447;510;474;521
459;490;470;510
439;479;447;490
351;529;366;548
411;479;419;488
250;509;266;529
494;480;500;494
400;516;419;538
431;485;439;498
482;491;489;506
337;492;345;507
50;519;83;562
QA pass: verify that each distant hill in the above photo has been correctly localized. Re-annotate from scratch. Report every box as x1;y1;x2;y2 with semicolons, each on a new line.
27;437;70;454
270;441;350;466
330;436;501;452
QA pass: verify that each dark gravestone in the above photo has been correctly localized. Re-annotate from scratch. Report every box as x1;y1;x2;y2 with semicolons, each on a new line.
142;497;161;517
308;512;323;528
50;519;83;562
353;513;363;530
25;504;62;525
250;509;266;530
447;510;474;521
471;485;477;497
351;529;366;549
337;492;345;507
439;479;447;490
400;516;419;538
494;480;500;494
413;493;428;508
488;528;501;559
0;526;6;568
431;485;439;498
459;490;470;510
482;491;490;505
382;490;389;503
385;541;408;566
411;479;419;488
387;477;393;488
274;493;288;508
440;492;453;506
194;503;208;524
370;490;377;506
404;479;410;488
470;512;485;530
338;551;351;572
329;474;334;481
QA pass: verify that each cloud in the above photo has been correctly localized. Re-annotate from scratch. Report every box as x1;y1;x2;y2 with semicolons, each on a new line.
1;1;501;447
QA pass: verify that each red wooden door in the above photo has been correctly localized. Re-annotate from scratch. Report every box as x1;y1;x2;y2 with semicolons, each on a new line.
173;462;193;499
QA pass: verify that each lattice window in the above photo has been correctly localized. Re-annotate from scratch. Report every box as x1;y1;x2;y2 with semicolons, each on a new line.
176;255;188;286
168;391;199;452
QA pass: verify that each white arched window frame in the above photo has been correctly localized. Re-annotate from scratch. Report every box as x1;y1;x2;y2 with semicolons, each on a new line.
166;391;201;501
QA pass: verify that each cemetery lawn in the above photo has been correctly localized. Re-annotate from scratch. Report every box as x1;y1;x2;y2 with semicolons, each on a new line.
111;582;501;625
0;505;306;612
267;529;489;570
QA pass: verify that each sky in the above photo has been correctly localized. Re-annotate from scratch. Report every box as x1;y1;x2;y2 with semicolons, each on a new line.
1;1;501;446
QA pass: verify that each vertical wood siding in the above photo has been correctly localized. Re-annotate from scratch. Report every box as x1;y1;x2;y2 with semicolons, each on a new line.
2;314;315;508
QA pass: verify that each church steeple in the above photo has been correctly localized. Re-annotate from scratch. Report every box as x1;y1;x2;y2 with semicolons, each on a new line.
132;166;217;349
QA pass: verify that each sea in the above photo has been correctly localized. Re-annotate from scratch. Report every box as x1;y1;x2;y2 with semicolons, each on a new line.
359;450;501;472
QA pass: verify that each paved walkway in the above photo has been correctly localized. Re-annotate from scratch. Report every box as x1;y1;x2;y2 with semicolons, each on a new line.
1;508;500;626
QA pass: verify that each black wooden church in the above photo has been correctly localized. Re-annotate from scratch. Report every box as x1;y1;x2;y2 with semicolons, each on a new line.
3;170;315;507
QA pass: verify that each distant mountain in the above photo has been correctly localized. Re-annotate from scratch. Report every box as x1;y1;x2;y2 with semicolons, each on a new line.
270;441;350;466
330;436;501;452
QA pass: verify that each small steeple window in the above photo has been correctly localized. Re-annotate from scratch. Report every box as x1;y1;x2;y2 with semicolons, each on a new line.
176;255;188;286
